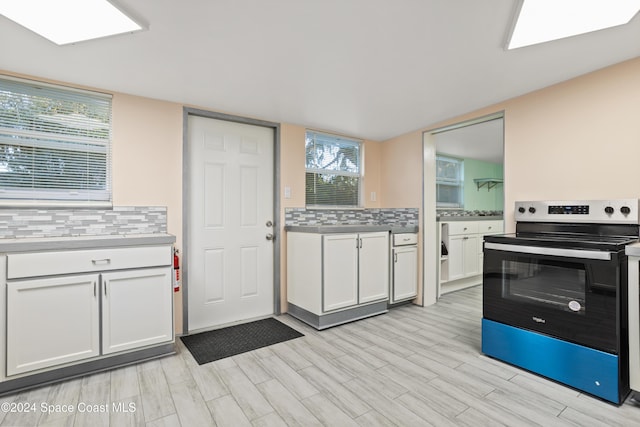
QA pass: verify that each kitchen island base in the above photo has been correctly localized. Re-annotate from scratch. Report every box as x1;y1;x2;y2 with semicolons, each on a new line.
0;343;174;396
288;301;388;330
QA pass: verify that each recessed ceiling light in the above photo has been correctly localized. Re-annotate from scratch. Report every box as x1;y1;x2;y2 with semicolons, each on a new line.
0;0;143;45
507;0;640;49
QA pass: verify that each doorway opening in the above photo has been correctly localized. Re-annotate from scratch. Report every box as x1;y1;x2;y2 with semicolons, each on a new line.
423;112;504;305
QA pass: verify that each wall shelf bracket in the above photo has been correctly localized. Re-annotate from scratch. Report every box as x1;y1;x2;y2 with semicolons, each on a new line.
474;178;503;191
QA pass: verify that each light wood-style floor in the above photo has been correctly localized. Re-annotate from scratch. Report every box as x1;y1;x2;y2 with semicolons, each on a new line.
1;285;640;426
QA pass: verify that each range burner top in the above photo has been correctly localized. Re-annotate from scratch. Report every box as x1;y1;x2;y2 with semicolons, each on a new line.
486;232;639;252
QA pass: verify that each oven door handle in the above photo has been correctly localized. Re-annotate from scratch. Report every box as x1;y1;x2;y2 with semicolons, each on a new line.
484;242;612;261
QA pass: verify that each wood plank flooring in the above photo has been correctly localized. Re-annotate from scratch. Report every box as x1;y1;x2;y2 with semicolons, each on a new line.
2;285;640;426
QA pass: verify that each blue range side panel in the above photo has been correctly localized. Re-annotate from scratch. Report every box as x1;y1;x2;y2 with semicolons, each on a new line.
482;318;621;403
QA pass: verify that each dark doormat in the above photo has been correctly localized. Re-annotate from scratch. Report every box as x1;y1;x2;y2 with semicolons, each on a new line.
180;317;304;365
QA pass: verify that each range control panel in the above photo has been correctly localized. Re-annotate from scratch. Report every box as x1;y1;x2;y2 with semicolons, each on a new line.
547;205;590;215
515;199;640;224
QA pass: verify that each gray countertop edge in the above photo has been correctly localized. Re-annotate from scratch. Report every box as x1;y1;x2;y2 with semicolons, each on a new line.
437;216;503;222
0;233;176;253
626;242;640;257
285;225;419;234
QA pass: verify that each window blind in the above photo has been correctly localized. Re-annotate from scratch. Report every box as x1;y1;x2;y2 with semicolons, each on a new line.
436;156;464;208
305;130;361;207
0;75;112;206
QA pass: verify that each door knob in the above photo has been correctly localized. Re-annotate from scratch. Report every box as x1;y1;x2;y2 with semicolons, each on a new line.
266;233;275;241
266;220;273;227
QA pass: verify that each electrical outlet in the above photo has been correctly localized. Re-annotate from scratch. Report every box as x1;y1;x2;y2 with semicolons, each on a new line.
370;191;376;202
284;186;291;199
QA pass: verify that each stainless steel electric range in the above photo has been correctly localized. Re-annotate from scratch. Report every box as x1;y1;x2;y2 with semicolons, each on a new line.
482;199;640;404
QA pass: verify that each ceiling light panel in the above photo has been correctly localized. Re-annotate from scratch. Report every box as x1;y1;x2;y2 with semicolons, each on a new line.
508;0;640;49
0;0;143;45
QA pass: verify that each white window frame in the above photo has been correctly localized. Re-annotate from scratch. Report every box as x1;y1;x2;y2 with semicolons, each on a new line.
0;75;112;207
436;155;464;209
305;130;363;208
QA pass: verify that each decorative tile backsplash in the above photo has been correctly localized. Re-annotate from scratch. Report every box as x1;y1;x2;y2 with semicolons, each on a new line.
437;209;503;217
0;206;167;239
285;208;419;226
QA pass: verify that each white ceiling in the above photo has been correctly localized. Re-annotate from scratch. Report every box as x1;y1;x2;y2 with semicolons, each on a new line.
1;1;639;141
435;118;504;164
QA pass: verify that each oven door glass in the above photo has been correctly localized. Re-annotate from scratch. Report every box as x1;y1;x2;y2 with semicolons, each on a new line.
483;245;621;353
503;259;586;314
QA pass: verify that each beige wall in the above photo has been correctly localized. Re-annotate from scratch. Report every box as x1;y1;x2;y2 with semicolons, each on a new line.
380;130;423;208
380;130;424;303
380;56;640;304
501;57;640;223
111;94;183;243
412;56;640;232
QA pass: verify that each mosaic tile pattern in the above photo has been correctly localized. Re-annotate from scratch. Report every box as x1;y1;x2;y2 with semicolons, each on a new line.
0;206;167;239
437;210;503;217
284;208;419;226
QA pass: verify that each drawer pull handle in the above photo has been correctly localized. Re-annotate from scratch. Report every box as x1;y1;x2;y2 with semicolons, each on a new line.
92;259;111;265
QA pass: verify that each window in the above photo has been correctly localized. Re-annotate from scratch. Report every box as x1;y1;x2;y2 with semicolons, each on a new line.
436;155;463;208
0;76;112;206
305;130;362;207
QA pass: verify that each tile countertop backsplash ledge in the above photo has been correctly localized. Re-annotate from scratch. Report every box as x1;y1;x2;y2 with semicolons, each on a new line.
285;208;419;227
0;206;167;239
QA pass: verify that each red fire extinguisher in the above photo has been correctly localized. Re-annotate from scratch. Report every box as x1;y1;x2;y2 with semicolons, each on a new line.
173;248;180;293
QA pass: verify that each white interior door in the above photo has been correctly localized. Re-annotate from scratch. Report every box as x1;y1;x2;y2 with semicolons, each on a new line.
187;115;274;332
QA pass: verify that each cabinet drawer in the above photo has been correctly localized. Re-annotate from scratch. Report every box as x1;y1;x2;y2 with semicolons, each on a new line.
479;221;504;235
448;222;479;236
393;233;418;246
7;245;172;279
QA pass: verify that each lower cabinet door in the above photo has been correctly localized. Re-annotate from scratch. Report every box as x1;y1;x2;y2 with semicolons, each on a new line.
6;274;100;376
323;234;359;311
393;246;418;302
359;232;390;304
102;267;173;355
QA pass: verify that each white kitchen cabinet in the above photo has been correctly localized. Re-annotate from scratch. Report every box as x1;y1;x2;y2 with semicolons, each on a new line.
323;231;389;310
447;222;480;281
359;232;391;304
323;234;359;311
102;267;173;355
447;234;480;280
392;245;418;302
287;230;389;329
3;244;174;379
439;219;503;296
6;274;100;376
